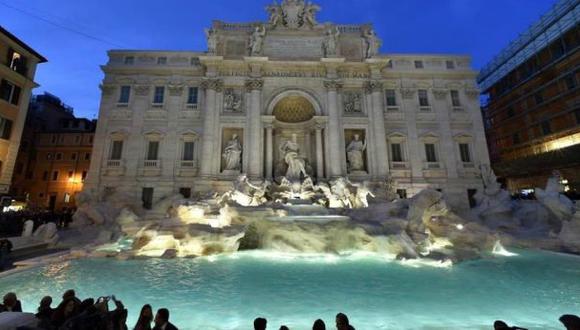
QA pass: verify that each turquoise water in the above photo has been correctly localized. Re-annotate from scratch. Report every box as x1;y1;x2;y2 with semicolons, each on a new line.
1;250;579;329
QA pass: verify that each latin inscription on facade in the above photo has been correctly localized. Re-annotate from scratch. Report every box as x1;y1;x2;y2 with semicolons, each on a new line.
264;36;324;59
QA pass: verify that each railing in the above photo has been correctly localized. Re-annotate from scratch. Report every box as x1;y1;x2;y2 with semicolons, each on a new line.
424;162;441;169
186;103;198;110
144;160;159;167
390;161;408;169
180;160;196;167
107;159;122;167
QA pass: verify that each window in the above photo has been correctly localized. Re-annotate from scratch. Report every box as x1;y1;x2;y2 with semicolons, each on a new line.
513;133;520;145
0;79;21;105
564;74;577;91
56;153;63;160
153;86;165;104
414;60;424;69
445;60;455;69
64;193;71;203
7;48;27;75
534;92;544;105
541;120;552;135
52;171;59;181
385;89;397;106
110;141;123;160
85;152;91;160
183;141;195;161
42;171;48;181
187;87;199;105
459;143;471;163
179;188;192;199
157;57;167;65
46;153;53;160
82;171;88;181
142;187;154;210
418;89;429;107
118;86;131;103
147;141;159;160
75;135;80;143
124;56;135;65
396;189;407;199
391;143;403;162
51;135;57;144
425;144;437;162
450;90;461;107
0;117;12;140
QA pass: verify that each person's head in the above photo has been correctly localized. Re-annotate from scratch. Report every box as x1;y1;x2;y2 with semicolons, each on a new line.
62;289;76;301
493;320;509;329
155;308;170;326
279;326;289;330
39;296;52;309
3;292;17;307
313;319;326;330
78;298;94;313
254;317;267;330
336;313;350;330
560;314;580;330
138;304;153;322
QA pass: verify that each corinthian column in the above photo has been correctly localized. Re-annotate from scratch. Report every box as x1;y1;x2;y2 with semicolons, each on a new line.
264;123;273;180
323;80;344;178
315;124;325;179
245;79;264;179
365;80;389;177
199;78;223;177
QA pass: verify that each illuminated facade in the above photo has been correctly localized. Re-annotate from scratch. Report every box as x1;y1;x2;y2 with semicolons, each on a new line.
0;26;46;194
85;0;490;209
478;0;580;192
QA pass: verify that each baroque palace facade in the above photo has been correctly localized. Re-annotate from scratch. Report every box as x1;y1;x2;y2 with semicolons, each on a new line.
84;0;490;209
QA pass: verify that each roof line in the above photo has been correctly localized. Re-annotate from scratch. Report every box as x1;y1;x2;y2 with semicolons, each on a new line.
0;25;47;63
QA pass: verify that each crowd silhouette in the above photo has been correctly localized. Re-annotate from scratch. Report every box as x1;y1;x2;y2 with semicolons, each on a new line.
0;290;578;329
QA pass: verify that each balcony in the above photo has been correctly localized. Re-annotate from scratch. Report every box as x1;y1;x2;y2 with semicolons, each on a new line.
139;159;162;176
104;159;125;176
177;160;198;177
384;109;405;121
458;162;479;177
422;161;446;178
389;161;411;178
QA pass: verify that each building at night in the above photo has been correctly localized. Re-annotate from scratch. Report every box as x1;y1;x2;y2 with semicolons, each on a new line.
478;0;579;193
0;26;46;195
11;92;96;210
85;0;490;209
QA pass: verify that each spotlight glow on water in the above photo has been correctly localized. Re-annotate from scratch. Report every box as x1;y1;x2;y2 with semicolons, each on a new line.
1;250;579;330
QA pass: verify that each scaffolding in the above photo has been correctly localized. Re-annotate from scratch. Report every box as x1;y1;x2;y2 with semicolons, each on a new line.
477;0;580;91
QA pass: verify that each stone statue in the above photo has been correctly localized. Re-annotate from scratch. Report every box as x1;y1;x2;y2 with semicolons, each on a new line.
249;25;267;56
205;28;218;54
535;170;575;221
303;1;321;27
224;89;242;112
266;1;283;27
223;134;242;171
279;134;308;180
343;92;362;113
363;28;381;58
351;181;375;208
331;177;353;208
322;26;340;57
346;134;366;172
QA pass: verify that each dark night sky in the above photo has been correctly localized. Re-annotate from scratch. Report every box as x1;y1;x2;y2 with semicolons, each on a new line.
0;0;558;118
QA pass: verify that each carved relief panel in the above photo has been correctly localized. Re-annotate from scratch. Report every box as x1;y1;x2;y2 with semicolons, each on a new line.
223;88;244;113
342;91;364;114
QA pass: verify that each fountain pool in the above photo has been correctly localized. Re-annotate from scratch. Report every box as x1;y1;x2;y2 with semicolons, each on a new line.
1;250;579;330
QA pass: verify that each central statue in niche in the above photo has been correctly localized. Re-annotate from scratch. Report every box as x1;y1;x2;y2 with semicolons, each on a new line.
279;133;308;180
346;134;366;172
